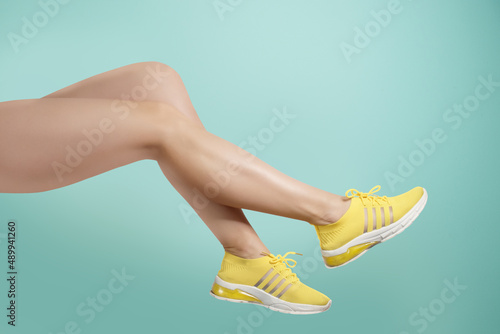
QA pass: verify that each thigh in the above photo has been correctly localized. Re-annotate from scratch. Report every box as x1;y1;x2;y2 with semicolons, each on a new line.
0;98;162;193
43;61;204;127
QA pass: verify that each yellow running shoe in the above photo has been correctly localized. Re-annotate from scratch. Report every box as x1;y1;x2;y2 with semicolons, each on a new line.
315;185;428;268
210;251;331;314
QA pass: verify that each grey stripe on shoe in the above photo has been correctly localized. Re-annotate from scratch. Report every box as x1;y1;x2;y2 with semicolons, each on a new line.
276;283;293;299
363;208;368;233
381;207;385;227
262;274;279;291
254;268;274;287
269;279;285;295
372;207;377;230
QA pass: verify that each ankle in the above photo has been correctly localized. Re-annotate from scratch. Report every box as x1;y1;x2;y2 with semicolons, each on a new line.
223;244;269;260
310;195;351;226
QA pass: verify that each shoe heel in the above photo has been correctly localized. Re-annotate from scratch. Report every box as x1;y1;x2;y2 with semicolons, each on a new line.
211;283;263;304
323;241;379;268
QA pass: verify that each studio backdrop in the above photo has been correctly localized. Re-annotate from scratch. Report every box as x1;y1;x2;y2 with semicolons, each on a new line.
1;0;499;333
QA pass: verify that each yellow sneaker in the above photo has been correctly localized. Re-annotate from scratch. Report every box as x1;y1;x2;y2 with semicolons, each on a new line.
315;186;428;268
210;251;331;314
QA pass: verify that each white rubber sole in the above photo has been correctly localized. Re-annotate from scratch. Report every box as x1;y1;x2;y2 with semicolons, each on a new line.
322;188;428;268
210;276;332;315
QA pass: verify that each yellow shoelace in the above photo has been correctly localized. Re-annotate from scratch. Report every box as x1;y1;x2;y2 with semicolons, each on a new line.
345;185;390;206
261;252;302;283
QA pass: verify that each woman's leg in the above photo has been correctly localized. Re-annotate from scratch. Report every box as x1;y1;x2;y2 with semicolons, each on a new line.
150;110;349;225
1;63;352;256
41;61;270;258
43;61;205;127
0;98;336;315
0;97;348;222
0;98;159;191
44;62;349;222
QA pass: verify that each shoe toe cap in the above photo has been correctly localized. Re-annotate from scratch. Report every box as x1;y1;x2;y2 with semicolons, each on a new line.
392;186;426;217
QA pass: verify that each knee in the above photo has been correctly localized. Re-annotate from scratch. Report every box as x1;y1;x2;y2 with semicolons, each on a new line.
145;101;202;156
132;61;181;84
129;61;188;103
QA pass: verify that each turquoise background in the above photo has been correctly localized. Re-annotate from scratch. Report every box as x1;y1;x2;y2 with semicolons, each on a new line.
1;0;499;333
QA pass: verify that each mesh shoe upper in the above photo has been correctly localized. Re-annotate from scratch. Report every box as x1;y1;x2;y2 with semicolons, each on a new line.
217;251;330;306
315;186;424;251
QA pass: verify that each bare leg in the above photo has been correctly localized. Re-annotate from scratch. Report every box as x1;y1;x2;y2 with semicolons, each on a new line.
43;62;204;126
150;111;349;225
0;98;159;190
0;64;349;255
42;61;269;258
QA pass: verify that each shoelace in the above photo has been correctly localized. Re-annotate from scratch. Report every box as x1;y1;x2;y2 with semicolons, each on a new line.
345;185;390;206
261;251;302;283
